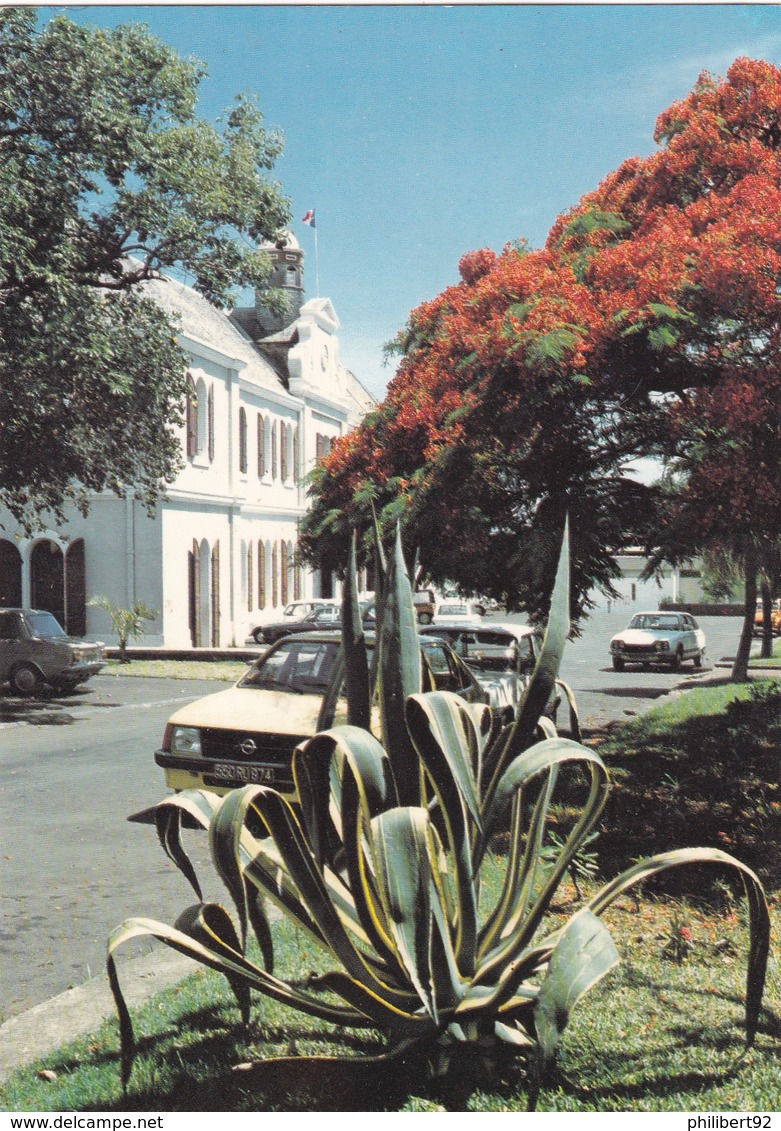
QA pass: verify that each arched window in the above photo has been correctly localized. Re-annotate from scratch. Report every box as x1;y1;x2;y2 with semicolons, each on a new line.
257;413;266;477
30;540;65;626
258;541;266;609
280;541;289;606
239;408;248;474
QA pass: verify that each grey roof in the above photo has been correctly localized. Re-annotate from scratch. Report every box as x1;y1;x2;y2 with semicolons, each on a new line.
142;274;285;395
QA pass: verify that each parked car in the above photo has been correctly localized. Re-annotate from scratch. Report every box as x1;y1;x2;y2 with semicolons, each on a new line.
753;598;781;637
420;621;551;723
0;608;104;695
433;599;486;624
412;589;436;625
155;632;487;798
251;603;344;644
609;611;706;672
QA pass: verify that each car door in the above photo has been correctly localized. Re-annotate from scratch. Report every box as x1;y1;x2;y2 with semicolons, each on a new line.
0;610;24;680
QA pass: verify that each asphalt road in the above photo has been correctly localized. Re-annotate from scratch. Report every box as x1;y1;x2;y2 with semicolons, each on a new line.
0;610;746;1021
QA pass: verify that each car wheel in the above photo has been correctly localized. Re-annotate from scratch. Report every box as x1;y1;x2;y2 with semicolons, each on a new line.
11;663;41;696
612;657;625;672
672;648;683;672
252;628;264;644
693;651;703;669
418;613;433;625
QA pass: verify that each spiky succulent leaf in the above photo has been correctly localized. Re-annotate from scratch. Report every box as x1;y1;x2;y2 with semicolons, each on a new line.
378;524;422;804
535;909;620;1067
343;531;371;729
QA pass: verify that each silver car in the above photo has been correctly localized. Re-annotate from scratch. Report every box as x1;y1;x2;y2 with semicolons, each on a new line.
609;612;706;672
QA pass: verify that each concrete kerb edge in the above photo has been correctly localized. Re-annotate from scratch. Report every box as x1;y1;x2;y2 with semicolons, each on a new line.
0;949;200;1084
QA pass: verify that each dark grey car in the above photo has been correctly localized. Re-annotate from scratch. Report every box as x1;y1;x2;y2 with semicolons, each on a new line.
0;608;104;695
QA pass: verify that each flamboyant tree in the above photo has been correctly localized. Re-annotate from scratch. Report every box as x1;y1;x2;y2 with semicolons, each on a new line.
302;58;781;640
0;9;290;531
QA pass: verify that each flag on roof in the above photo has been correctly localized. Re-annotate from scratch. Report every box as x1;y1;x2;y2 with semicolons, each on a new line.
301;209;316;228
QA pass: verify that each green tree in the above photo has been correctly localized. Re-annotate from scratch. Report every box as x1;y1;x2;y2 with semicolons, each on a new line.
0;9;290;532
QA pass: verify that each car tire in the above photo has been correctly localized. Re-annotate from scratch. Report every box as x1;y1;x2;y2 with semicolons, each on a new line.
693;651;703;669
10;663;41;696
251;628;264;644
612;657;625;672
417;613;433;625
672;648;683;672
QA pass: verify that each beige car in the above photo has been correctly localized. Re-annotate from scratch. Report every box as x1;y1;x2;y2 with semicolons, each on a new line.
155;631;487;798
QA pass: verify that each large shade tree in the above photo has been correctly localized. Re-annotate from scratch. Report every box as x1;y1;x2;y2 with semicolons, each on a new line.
0;9;291;531
302;58;781;638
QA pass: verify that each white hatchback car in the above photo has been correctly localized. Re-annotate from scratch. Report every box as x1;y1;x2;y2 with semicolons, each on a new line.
610;611;706;672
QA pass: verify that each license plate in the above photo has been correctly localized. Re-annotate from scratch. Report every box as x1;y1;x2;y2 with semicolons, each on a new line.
212;762;277;785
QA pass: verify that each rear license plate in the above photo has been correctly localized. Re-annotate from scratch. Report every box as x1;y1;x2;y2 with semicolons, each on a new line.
212;763;276;785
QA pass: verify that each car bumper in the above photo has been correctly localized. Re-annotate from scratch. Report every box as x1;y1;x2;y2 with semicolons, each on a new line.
155;749;296;798
58;661;104;684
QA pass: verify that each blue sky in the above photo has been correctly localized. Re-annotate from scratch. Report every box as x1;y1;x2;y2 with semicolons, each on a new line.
55;3;781;399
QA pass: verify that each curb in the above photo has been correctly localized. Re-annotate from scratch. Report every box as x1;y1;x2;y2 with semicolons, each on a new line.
0;949;199;1083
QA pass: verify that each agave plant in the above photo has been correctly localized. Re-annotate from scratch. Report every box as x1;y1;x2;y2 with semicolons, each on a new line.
108;522;770;1100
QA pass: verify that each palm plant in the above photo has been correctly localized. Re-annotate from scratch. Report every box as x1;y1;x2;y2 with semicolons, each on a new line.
108;522;770;1100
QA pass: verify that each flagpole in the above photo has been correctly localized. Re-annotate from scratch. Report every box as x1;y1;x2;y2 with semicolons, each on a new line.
314;224;320;297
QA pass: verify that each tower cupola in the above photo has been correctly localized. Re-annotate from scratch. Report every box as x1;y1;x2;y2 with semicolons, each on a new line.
254;231;305;336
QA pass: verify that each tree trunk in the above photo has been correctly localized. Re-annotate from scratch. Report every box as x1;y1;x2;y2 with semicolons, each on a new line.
760;580;774;659
731;549;758;682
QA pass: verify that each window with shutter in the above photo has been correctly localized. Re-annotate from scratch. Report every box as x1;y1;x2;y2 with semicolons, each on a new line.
280;422;288;481
208;385;215;462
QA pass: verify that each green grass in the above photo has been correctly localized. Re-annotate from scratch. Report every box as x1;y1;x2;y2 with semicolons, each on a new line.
750;637;781;667
591;676;781;894
104;659;250;682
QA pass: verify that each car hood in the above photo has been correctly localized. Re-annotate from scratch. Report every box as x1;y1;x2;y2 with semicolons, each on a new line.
612;629;671;645
473;671;520;709
167;685;328;735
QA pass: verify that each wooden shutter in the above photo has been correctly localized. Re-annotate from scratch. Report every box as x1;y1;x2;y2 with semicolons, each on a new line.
207;385;215;462
257;414;265;477
186;379;197;457
211;540;220;647
64;538;86;636
258;541;266;609
189;540;200;646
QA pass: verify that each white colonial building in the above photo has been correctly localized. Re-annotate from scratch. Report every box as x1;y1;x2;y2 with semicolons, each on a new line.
0;234;375;647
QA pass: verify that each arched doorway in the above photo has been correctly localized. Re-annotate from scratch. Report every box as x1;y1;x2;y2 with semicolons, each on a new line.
0;540;22;607
30;540;65;626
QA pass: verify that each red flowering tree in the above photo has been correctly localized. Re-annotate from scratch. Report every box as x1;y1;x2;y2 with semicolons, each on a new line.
302;58;781;643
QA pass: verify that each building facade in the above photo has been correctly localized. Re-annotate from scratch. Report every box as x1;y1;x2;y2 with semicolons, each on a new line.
0;235;375;647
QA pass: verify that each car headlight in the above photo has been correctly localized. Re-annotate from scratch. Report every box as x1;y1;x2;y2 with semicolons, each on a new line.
170;726;202;755
655;640;670;652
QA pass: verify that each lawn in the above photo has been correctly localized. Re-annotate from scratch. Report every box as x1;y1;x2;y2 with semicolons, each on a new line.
2;674;779;1112
103;658;251;682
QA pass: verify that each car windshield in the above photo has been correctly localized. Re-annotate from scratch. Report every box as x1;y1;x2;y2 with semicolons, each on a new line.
438;603;469;616
628;614;681;631
26;612;67;638
239;639;341;694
